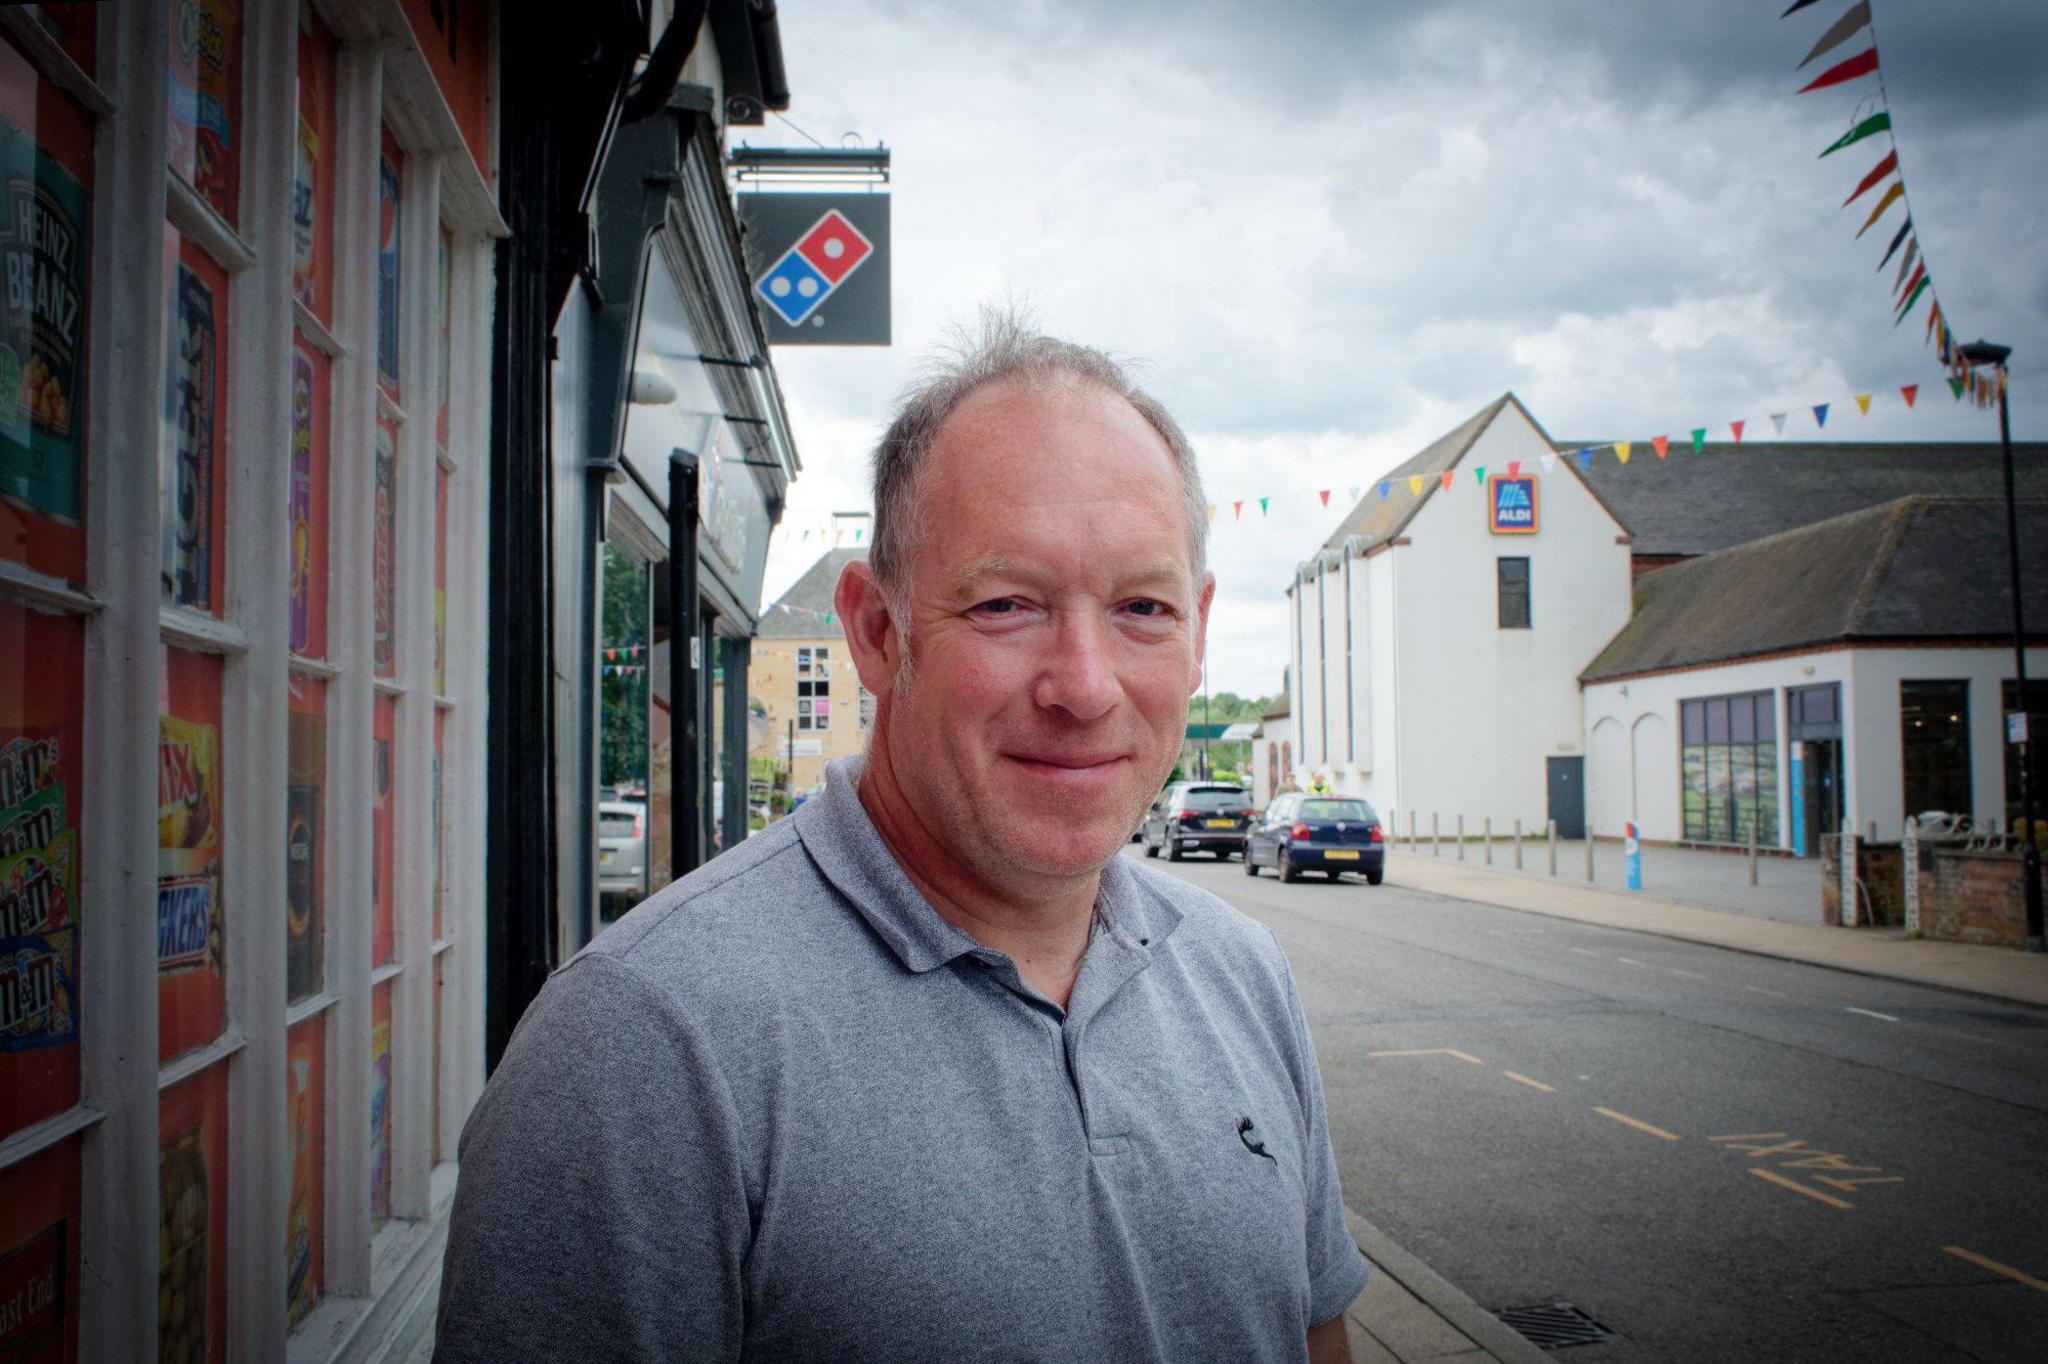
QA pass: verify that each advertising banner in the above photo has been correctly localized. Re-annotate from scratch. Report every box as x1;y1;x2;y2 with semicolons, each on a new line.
163;263;218;608
737;193;890;346
0;118;89;525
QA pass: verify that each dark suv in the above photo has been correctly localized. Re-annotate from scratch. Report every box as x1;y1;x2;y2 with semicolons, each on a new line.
1140;783;1256;860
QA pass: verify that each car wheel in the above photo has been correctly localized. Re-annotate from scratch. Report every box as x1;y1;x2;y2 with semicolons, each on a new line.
1279;849;1299;883
1143;831;1158;859
1243;850;1259;877
1366;869;1384;886
1168;842;1183;862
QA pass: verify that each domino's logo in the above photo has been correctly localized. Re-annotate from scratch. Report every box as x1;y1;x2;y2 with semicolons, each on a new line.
756;209;874;326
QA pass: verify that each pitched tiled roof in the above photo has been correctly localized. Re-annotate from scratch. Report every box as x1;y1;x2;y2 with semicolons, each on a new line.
1261;692;1290;721
1574;440;2048;558
1581;495;2048;682
758;547;865;638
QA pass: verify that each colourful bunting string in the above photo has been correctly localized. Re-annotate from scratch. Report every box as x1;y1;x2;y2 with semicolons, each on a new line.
1820;109;1890;158
1378;481;1391;500
1576;448;1593;469
1948;376;1964;400
1439;470;1454;490
1318;489;1330;507
1234;500;1243;520
1690;428;1706;453
1540;453;1558;474
1891;238;1918;294
1799;1;1872;70
1875;217;1912;271
1893;260;1926;308
1854;181;1904;237
1347;485;1361;503
1614;442;1632;465
1408;475;1424;497
1841;149;1897;206
1812;403;1829;428
1781;0;1826;17
1854;393;1871;415
1652;436;1669;460
1259;497;1269;516
1894;273;1931;323
1506;461;1521;479
1769;413;1786;435
1797;47;1877;95
1731;420;1746;443
1473;466;1487;486
1900;384;1917;407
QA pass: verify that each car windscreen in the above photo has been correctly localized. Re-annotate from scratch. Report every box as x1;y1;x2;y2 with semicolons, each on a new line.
1181;788;1248;810
1299;799;1372;822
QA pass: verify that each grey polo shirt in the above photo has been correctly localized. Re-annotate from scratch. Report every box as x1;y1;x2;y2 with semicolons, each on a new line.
436;759;1366;1362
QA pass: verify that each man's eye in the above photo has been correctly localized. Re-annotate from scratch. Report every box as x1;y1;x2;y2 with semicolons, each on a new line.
1124;599;1166;618
973;598;1018;615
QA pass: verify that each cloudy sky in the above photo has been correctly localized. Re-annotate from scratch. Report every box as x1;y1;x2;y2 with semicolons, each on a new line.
748;0;2048;698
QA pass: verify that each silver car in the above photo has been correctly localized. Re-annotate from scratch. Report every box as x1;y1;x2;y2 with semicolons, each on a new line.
597;798;647;913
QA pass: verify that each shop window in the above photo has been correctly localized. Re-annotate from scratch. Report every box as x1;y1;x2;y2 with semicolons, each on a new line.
1900;680;1971;818
1680;691;1779;844
293;5;336;322
289;340;331;657
158;646;226;1062
376;132;402;399
2004;680;2048;832
1;604;84;1139
435;464;449;692
373;411;398;676
0;35;95;585
286;674;325;1001
432;949;447;1166
0;1137;82;1358
797;646;830;731
1497;557;1530;629
165;0;243;227
285;1011;325;1327
437;227;452;452
370;980;393;1231
159;1059;229;1362
160;236;231;614
372;694;396;966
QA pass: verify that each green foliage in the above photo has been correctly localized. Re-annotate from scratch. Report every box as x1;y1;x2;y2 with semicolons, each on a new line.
599;543;650;789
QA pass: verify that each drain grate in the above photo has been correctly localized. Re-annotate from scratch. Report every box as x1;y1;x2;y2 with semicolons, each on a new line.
1495;1301;1614;1351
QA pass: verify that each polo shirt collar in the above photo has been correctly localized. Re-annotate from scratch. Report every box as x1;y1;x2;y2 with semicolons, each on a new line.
794;758;1185;986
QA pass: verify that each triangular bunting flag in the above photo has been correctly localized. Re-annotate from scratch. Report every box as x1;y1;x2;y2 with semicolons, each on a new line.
1614;442;1632;465
1576;448;1593;469
1506;461;1521;479
1876;217;1913;271
1731;420;1746;443
1259;497;1269;516
1892;261;1926;310
1690;428;1707;453
1798;47;1878;95
1439;470;1454;490
1206;504;1218;524
800;529;810;542
1841;149;1897;207
1924;299;1942;345
1770;413;1787;435
854;528;864;543
1854;393;1872;415
1408;475;1424;497
1540;453;1558;474
1781;0;1825;15
1892;238;1919;295
1894;274;1931;323
1318;489;1330;507
1820;109;1891;159
1377;482;1391;500
1948;376;1964;400
1233;500;1243;520
1473;466;1487;486
1854;181;1905;238
1653;435;1669;459
1799;2;1873;70
1900;384;1918;407
1348;485;1361;503
1812;403;1829;428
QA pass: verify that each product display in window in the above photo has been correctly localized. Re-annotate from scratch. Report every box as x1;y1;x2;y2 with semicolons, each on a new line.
158;1063;228;1364
165;0;243;225
376;135;401;395
286;1012;325;1328
373;411;397;675
372;694;395;966
370;982;392;1230
158;647;226;1061
288;344;331;657
161;246;229;613
0;1138;80;1360
286;675;325;1002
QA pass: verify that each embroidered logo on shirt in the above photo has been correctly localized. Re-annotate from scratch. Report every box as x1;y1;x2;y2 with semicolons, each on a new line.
1237;1116;1275;1162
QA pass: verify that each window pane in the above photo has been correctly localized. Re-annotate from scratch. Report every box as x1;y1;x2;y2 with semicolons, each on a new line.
286;674;324;1002
286;1012;325;1327
2004;680;2048;830
0;39;95;584
436;227;452;450
434;463;448;692
376;132;402;397
160;238;230;613
1681;701;1704;745
1705;698;1729;744
158;646;225;1061
372;695;395;966
165;0;243;225
1705;743;1729;843
159;1059;229;1362
0;604;84;1138
289;340;330;657
1801;685;1836;726
373;410;398;676
1681;745;1707;841
1756;742;1780;843
293;6;336;320
1730;696;1755;744
370;981;393;1231
1731;744;1758;841
0;1137;82;1360
1901;680;1971;816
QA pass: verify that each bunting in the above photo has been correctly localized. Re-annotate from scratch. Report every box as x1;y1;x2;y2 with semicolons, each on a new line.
1652;435;1669;460
1785;0;1973;391
1614;442;1632;465
1813;403;1829;428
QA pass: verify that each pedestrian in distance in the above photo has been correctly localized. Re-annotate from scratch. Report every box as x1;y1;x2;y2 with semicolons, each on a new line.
434;310;1369;1363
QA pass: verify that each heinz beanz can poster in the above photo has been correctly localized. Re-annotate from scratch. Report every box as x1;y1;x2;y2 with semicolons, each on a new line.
0;117;90;524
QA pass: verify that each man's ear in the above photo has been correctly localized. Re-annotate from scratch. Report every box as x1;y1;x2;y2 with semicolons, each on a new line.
835;559;904;697
1189;570;1217;696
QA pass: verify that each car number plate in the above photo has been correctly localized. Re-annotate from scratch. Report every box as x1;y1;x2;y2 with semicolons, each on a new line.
1324;849;1359;860
599;850;614;864
1204;818;1236;828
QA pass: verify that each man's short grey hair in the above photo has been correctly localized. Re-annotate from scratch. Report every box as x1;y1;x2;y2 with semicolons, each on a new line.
868;310;1209;611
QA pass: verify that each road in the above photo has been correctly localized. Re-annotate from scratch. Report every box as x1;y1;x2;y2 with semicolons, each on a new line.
1133;847;2048;1362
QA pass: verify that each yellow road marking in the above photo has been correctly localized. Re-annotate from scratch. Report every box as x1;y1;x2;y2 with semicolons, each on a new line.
1502;1072;1555;1092
1944;1245;2048;1294
1367;1049;1484;1065
1594;1107;1680;1142
1709;1132;1786;1142
1749;1167;1853;1210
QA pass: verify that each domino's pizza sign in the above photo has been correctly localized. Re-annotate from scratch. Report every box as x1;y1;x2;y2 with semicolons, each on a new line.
1488;474;1538;534
738;193;891;346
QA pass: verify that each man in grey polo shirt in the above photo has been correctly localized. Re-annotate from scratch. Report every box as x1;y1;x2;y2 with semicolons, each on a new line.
436;316;1368;1362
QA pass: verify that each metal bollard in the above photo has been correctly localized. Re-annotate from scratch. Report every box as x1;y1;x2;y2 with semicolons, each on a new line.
1457;815;1465;861
1484;816;1493;866
1515;818;1524;870
1432;812;1440;857
1903;815;1921;933
1747;816;1757;887
1586;831;1595;882
1547;819;1557;876
1409;810;1417;852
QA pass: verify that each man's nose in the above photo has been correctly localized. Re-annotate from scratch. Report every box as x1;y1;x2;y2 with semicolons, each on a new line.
1032;609;1121;721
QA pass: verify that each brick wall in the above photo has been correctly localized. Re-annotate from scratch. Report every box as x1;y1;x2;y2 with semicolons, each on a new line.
1819;836;1904;927
1923;848;2029;948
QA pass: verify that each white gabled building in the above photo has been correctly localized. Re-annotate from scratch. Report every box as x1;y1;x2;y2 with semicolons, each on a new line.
1285;394;1633;836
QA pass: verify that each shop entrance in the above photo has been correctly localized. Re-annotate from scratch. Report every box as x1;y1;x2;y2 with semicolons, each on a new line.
1788;684;1844;857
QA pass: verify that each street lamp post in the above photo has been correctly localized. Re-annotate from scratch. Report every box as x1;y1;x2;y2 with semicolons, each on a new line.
1957;339;2043;953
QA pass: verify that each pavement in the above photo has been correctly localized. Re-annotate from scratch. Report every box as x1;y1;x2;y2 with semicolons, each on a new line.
1340;1206;1547;1363
1383;839;2048;1009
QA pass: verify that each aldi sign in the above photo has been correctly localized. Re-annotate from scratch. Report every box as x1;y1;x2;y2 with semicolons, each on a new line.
1488;474;1538;534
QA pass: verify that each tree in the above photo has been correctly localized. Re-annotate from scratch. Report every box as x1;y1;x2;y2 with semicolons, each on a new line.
599;542;650;789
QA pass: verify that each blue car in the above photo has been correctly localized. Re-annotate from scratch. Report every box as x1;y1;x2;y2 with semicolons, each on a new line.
1245;794;1385;884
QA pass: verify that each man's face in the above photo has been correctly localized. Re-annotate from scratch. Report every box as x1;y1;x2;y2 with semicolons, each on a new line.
874;377;1212;890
